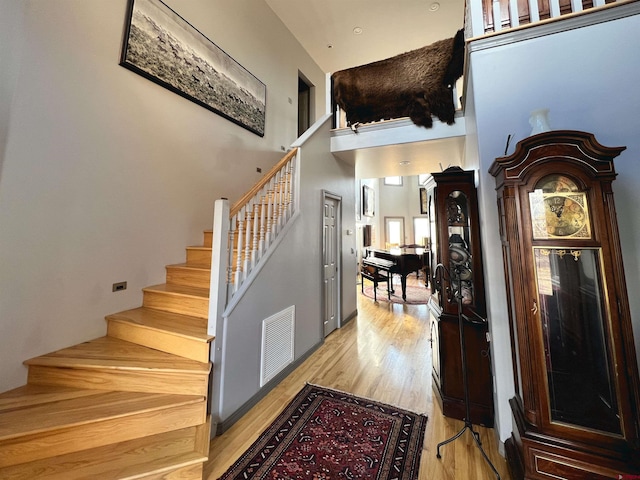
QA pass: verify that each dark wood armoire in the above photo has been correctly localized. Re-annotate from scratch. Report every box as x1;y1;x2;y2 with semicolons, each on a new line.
490;130;640;479
427;167;494;427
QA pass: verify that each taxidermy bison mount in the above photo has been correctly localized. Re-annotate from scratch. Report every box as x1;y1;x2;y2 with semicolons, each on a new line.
331;29;465;130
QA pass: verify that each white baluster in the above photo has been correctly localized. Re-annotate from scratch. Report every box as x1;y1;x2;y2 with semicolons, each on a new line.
266;179;275;246
234;207;244;290
227;219;236;286
278;171;286;230
570;0;583;13
243;207;252;281
528;0;540;22
508;0;520;27
251;202;260;269
286;160;295;219
282;162;291;224
273;171;282;234
258;190;267;258
492;0;502;31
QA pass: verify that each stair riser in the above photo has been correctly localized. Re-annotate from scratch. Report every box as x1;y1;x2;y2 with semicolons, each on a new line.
186;248;212;266
0;401;206;469
1;461;205;480
143;292;208;319
27;366;209;396
166;267;211;290
0;426;203;480
203;231;212;248
107;321;211;364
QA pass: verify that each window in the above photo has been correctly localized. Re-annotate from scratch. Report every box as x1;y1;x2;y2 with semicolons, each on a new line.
413;217;430;246
384;176;403;186
385;217;405;248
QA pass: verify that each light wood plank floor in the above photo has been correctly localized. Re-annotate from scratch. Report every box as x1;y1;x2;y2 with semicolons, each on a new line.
204;281;511;480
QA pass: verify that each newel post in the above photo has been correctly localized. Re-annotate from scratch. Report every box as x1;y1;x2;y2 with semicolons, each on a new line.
208;198;230;338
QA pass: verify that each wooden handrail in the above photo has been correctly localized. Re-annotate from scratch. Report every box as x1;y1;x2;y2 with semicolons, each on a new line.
230;148;298;218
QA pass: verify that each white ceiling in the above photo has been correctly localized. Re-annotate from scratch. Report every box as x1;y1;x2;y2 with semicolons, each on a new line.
264;0;467;179
265;0;465;73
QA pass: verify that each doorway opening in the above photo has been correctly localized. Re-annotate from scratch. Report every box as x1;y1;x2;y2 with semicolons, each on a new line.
298;73;313;137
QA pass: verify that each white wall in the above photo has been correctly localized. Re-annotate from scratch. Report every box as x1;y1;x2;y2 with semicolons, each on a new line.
0;0;326;392
467;13;640;443
378;176;426;246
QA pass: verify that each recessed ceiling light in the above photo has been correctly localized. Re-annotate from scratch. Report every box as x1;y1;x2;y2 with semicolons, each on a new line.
429;2;440;11
399;161;411;166
353;27;363;35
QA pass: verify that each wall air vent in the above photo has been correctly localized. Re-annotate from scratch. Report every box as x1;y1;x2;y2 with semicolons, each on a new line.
260;305;295;387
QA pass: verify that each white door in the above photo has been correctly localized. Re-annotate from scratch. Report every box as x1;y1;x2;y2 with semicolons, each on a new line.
323;194;340;337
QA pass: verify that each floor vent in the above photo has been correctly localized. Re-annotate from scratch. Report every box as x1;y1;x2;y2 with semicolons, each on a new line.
260;305;295;387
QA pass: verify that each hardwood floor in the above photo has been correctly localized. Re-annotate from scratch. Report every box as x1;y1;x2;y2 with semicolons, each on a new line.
204;280;511;480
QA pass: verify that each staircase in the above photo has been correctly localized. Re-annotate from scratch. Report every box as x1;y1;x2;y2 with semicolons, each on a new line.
0;230;215;480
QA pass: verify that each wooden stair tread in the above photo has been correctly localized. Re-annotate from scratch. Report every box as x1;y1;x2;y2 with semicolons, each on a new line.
0;384;99;411
166;263;210;271
142;283;209;299
107;308;213;343
0;386;203;440
0;427;205;480
23;337;210;374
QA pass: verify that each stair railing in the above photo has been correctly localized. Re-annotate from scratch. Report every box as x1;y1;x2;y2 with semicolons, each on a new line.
227;147;298;296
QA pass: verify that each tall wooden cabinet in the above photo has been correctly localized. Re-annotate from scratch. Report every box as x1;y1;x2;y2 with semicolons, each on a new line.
427;167;494;427
490;131;640;478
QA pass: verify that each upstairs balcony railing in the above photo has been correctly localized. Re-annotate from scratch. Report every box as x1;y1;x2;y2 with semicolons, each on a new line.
471;0;624;35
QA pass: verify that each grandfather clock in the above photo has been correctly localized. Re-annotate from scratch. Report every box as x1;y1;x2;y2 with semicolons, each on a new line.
490;131;640;478
428;167;494;427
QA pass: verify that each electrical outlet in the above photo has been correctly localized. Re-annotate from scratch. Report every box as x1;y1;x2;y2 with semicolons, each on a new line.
112;281;127;292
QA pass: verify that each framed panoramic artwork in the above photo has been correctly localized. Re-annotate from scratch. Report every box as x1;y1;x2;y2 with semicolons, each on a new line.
362;185;375;217
120;0;266;136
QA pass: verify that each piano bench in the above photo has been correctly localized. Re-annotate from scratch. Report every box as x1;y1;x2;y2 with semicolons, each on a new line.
360;265;391;301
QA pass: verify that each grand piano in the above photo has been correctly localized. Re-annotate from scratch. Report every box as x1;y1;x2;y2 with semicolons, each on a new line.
362;246;430;301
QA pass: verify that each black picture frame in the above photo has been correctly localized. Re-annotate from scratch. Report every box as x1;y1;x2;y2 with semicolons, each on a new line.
420;187;428;214
362;185;375;217
120;0;266;136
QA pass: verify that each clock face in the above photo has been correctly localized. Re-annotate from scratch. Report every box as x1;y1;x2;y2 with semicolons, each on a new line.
530;191;591;239
544;195;587;237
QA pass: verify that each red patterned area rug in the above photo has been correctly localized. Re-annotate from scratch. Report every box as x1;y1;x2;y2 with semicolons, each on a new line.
218;384;428;480
362;281;430;305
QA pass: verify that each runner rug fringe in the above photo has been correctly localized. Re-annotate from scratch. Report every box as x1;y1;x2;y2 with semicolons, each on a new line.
218;383;428;480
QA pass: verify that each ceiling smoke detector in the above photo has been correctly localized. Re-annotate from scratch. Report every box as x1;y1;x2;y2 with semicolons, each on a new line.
353;27;363;35
429;2;440;11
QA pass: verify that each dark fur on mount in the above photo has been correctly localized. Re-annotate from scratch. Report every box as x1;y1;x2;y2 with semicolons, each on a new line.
331;29;465;129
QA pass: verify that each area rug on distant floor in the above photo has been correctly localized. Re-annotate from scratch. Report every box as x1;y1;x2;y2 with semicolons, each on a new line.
362;282;430;305
218;384;428;480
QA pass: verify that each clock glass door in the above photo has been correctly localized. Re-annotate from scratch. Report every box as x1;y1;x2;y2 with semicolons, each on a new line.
533;246;621;434
446;191;474;306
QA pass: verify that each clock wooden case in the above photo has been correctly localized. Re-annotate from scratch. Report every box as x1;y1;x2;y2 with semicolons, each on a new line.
490;130;640;479
427;167;494;427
